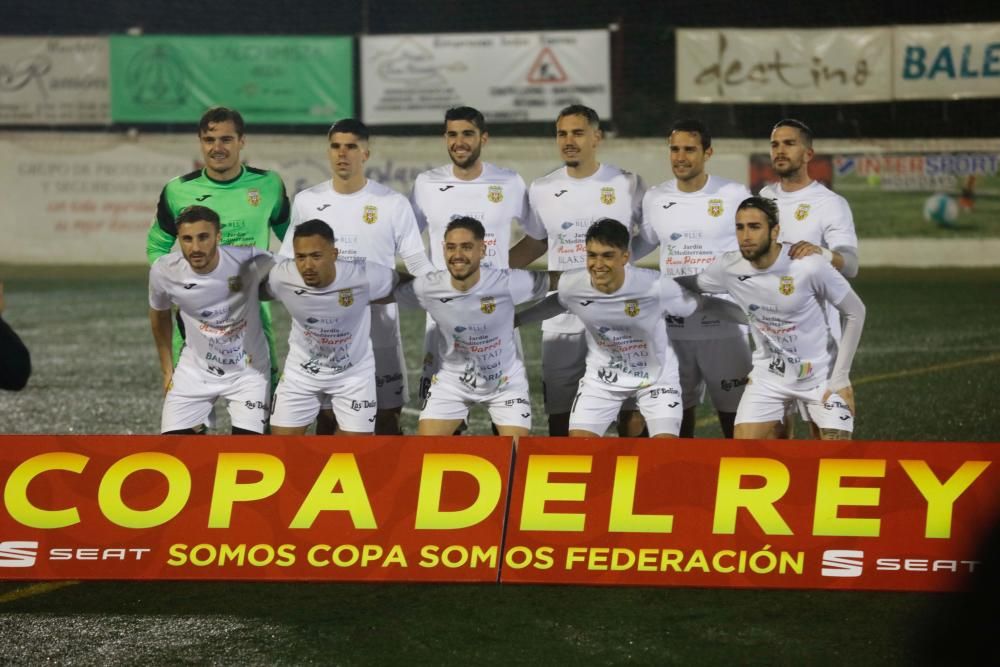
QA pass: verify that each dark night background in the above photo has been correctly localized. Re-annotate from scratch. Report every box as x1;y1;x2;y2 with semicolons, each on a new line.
4;0;998;137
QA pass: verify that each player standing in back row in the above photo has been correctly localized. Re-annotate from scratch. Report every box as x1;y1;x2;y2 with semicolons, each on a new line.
279;119;432;435
632;119;752;438
759;119;858;280
521;104;645;436
410;106;547;400
146;107;290;391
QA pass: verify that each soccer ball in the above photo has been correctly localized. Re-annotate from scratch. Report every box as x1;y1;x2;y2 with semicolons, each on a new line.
922;193;959;228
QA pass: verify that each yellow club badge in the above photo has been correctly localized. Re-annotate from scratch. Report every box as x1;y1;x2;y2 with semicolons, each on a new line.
487;185;504;203
363;205;378;224
624;299;640;317
708;198;723;217
338;289;354;307
779;276;795;295
247;188;260;207
600;187;616;205
794;203;811;221
480;296;496;314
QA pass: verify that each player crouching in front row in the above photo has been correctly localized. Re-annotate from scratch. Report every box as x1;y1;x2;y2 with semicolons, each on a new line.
149;205;274;435
264;220;407;436
518;218;745;438
679;196;866;440
389;216;557;440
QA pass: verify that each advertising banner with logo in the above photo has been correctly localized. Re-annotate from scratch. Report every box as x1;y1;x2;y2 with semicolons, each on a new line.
0;136;192;264
0;436;511;581
361;30;610;124
0;37;110;124
894;23;1000;100
502;438;999;591
109;36;353;124
676;28;893;104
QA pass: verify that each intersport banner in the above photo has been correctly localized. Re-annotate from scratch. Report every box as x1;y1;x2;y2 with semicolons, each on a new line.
0;436;512;582
1;436;997;591
109;35;354;124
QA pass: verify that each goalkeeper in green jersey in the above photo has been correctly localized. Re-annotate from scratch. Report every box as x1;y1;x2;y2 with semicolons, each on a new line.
146;107;290;387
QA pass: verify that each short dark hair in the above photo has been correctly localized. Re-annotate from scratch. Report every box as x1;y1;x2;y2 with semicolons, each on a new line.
293;219;335;244
557;104;600;128
175;205;221;231
198;107;244;137
772;118;813;148
585;218;630;251
670;119;711;150
737;196;780;229
328;118;370;141
444;106;486;133
445;216;486;241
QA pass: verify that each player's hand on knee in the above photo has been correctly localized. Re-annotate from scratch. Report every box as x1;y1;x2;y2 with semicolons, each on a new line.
823;384;855;415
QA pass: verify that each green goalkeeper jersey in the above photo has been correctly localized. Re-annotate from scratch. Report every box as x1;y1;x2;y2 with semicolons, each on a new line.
146;165;290;262
146;165;290;388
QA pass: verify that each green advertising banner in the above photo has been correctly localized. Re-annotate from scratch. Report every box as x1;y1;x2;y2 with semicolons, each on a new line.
110;35;353;123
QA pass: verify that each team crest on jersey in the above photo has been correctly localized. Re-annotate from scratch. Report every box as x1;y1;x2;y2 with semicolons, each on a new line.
362;205;378;224
480;296;496;314
487;185;504;203
338;289;354;307
707;198;724;217
624;300;640;317
600;187;616;205
794;203;811;221
779;276;795;296
228;276;243;293
247;188;260;207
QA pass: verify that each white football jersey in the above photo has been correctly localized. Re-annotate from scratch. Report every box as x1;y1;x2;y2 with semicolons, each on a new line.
281;179;426;266
396;268;548;394
638;175;750;340
410;163;543;270
149;246;271;376
696;251;851;387
558;265;699;391
265;258;396;382
281;179;428;348
528;163;645;334
759;180;858;250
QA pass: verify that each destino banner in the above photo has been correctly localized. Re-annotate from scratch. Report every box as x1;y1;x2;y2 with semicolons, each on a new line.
0;435;512;582
675;28;893;104
1;436;996;590
109;35;354;124
360;30;610;124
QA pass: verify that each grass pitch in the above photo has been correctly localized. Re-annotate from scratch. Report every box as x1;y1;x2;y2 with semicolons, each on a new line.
0;266;998;664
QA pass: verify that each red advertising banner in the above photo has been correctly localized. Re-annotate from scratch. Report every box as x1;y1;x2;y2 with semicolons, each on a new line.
0;435;513;582
501;438;1000;591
